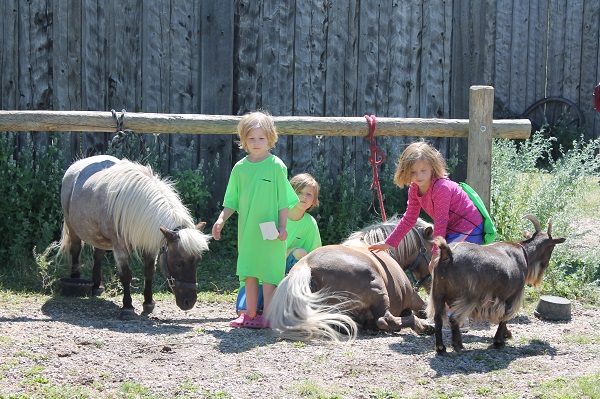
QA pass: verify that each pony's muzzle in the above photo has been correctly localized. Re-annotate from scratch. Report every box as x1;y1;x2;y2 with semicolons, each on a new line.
172;285;197;310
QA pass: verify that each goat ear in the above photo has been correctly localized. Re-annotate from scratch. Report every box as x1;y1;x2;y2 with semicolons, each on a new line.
553;237;566;244
160;226;179;242
196;221;207;231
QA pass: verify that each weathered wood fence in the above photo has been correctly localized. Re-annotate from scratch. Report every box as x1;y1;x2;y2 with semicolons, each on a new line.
0;86;531;209
0;0;594;215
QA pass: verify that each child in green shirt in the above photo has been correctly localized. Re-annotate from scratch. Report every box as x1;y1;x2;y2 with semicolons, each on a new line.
212;111;298;329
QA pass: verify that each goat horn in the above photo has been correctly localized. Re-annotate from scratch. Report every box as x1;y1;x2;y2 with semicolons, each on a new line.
523;214;541;232
547;218;553;235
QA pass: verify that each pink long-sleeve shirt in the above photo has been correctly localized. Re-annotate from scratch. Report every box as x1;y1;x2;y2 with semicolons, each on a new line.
384;177;483;253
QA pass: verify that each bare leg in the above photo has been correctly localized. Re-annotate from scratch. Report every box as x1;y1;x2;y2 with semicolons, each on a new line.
245;277;259;318
262;282;277;316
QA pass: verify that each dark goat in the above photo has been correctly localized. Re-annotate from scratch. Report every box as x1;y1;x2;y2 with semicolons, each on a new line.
426;215;566;353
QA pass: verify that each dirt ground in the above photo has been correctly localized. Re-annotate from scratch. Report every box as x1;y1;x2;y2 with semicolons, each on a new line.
0;291;599;399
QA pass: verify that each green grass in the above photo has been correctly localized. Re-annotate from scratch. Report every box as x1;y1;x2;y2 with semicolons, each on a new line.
533;373;600;399
290;380;345;399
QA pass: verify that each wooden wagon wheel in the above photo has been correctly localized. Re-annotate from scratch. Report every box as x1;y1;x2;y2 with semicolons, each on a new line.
523;96;585;134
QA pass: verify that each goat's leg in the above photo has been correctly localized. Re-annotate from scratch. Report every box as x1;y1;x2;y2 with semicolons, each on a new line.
449;314;465;352
141;253;156;315
493;321;508;348
91;248;106;296
433;299;447;354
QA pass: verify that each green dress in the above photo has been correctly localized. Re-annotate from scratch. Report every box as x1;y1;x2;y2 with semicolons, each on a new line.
223;154;298;285
287;211;322;254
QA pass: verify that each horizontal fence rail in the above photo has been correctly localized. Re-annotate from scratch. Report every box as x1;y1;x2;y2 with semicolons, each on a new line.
0;110;531;139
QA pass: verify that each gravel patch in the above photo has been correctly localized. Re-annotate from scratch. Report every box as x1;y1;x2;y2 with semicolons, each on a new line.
2;216;599;398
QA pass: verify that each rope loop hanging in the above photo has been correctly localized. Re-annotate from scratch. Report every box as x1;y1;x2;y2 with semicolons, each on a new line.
109;109;146;159
364;114;387;221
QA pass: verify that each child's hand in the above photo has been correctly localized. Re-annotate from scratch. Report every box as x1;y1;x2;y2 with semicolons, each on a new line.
428;253;439;273
278;227;288;241
212;220;224;241
368;242;392;253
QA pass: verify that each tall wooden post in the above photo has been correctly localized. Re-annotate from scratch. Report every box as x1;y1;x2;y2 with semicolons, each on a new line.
467;85;494;210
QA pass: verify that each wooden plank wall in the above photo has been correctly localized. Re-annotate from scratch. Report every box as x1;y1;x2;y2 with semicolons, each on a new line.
1;0;599;215
490;0;600;139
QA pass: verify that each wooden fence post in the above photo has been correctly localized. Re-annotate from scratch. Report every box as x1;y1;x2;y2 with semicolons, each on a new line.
467;85;494;210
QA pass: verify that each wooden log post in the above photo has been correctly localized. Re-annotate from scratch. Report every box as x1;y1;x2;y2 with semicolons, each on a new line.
0;96;529;210
0;110;530;139
467;85;494;210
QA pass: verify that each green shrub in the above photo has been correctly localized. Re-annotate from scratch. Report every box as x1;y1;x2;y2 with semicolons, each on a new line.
0;133;65;268
491;132;600;303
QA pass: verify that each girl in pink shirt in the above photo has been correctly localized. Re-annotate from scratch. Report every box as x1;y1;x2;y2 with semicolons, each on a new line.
368;140;484;271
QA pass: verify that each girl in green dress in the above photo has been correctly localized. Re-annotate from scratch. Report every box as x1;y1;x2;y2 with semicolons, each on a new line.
235;173;323;316
212;111;298;329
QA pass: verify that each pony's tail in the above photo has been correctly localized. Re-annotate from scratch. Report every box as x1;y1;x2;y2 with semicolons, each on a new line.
54;220;72;267
266;262;358;342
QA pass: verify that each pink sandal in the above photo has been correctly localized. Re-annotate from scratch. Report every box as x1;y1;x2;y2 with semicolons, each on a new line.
243;315;270;329
230;313;250;328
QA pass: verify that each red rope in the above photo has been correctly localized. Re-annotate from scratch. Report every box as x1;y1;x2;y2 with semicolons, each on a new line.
364;114;387;221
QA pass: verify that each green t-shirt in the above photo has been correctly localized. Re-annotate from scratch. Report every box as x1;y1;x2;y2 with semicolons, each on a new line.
287;211;322;254
223;154;298;285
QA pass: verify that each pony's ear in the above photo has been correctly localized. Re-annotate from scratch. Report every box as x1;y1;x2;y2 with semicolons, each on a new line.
196;221;206;231
159;226;179;242
423;226;433;239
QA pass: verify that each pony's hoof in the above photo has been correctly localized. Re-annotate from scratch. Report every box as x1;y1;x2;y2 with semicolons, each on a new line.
142;302;156;315
376;317;390;330
493;340;506;349
119;308;137;320
421;324;436;336
452;343;464;352
92;286;105;296
415;310;428;319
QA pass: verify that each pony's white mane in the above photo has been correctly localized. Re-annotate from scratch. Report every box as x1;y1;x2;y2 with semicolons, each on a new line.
342;216;432;266
97;159;207;255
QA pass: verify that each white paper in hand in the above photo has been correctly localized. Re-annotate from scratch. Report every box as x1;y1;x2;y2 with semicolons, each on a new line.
259;221;279;240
